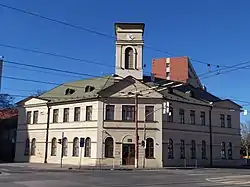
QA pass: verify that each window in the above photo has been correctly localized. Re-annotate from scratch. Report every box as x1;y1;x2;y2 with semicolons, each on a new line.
106;105;115;120
53;109;59;123
72;137;79;157
221;142;226;159
190;110;195;124
24;138;30;156
86;106;92;121
191;140;196;159
220;114;225;128
200;112;205;126
168;107;173;122
145;138;154;159
145;106;154;122
30;138;36;156
180;140;185;159
65;88;75;95
84;137;91;157
201;141;206;159
166;72;170;78
168;139;174;159
227;115;232;128
51;138;57;156
74;107;80;122
62;137;68;157
179;109;185;124
63;108;69;122
105;137;114;158
125;47;134;69
122;105;135;121
27;111;32;124
33;111;38;124
85;85;95;93
228;142;233;160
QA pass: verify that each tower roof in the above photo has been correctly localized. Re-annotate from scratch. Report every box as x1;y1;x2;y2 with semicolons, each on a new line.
114;22;145;35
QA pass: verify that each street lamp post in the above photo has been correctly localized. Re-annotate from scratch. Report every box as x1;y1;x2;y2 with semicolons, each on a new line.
112;74;139;168
142;102;168;168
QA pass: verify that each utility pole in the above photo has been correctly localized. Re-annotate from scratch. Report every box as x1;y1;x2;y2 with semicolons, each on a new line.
142;102;168;168
44;103;50;163
60;132;64;168
209;107;213;166
135;93;139;168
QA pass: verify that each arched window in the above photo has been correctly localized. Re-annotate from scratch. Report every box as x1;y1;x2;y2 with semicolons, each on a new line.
201;140;206;159
105;137;114;158
84;137;91;157
168;139;174;159
72;137;79;157
24;138;30;156
146;138;154;159
221;142;226;159
62;137;68;157
125;47;134;69
228;142;232;160
51;138;57;156
191;140;196;159
31;138;36;156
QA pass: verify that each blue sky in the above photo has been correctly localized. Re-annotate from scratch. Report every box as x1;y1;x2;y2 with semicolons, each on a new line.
1;0;250;120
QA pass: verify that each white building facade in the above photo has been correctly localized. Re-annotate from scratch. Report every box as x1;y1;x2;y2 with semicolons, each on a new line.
15;23;242;168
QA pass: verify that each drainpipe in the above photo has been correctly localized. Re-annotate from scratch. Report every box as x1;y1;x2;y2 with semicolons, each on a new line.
209;105;213;167
44;103;51;163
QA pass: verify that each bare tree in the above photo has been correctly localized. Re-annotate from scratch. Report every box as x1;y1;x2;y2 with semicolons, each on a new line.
241;122;250;157
0;94;14;109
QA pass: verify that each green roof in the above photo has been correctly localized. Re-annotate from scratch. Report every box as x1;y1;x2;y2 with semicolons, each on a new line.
39;76;115;103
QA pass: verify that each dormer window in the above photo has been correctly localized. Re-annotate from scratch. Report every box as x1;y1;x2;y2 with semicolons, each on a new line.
65;88;75;95
85;85;95;93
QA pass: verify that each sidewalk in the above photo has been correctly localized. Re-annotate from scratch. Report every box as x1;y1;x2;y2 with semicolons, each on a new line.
1;162;249;172
0;163;138;172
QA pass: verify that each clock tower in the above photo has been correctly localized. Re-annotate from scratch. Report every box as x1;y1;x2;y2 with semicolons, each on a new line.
114;23;145;80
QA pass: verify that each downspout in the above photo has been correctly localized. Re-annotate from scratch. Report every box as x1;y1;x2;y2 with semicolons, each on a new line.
44;103;51;163
209;105;213;167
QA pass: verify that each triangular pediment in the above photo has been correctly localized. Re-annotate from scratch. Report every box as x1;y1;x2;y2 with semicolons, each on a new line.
99;76;163;98
17;96;49;106
213;99;242;109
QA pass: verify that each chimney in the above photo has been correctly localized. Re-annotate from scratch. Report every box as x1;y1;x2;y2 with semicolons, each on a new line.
202;84;207;91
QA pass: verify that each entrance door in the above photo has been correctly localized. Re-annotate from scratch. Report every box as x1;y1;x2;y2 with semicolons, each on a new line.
122;144;135;165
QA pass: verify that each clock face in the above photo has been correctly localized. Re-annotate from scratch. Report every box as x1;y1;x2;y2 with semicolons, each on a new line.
127;34;134;40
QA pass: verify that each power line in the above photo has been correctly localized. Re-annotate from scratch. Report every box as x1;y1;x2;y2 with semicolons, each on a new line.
3;59;110;78
0;3;224;68
201;63;250;80
0;44;114;68
3;64;84;79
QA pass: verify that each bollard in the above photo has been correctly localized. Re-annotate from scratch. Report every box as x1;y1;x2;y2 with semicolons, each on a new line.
195;159;198;168
184;159;187;168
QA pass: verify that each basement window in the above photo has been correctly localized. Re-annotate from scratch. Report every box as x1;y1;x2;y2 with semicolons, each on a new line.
85;85;95;93
65;88;75;95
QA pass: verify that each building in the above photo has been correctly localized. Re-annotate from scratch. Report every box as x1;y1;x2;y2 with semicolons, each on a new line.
0;108;18;162
152;57;202;88
14;23;242;168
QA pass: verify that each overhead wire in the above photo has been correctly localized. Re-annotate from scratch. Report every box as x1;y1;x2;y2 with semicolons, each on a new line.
0;3;225;68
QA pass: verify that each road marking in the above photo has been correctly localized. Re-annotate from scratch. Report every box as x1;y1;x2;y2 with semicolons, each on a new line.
207;175;250;185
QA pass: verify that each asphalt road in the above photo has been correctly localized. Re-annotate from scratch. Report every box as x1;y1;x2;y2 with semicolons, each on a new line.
1;165;250;186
